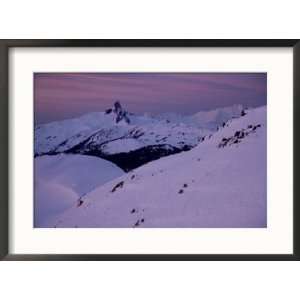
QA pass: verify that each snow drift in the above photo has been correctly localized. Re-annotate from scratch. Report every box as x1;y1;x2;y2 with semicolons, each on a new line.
34;154;124;227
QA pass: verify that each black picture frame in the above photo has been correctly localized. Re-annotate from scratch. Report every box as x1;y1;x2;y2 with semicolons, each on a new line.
0;39;299;261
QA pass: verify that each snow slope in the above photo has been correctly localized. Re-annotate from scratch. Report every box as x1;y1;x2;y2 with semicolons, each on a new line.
34;154;124;227
55;106;266;228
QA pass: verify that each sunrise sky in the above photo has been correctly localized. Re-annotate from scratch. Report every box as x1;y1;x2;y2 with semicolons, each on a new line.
34;73;267;124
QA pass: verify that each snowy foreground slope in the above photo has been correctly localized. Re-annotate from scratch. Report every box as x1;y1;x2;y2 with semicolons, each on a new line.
34;154;124;227
54;106;266;228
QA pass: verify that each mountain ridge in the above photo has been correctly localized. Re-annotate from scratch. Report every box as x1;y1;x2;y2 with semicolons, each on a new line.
35;103;244;171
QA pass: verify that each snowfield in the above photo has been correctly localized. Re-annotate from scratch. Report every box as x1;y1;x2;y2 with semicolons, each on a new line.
100;138;144;154
51;106;266;228
34;154;124;227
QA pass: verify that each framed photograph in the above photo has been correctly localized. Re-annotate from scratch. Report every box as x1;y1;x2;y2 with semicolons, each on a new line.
0;40;299;260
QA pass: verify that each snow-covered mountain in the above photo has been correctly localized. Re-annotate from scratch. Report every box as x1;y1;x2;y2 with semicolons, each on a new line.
35;103;244;171
50;106;266;228
34;154;124;227
154;104;244;130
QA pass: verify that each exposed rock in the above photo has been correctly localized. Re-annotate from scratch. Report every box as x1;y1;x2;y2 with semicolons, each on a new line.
113;101;130;124
218;124;261;148
111;181;124;193
77;199;84;207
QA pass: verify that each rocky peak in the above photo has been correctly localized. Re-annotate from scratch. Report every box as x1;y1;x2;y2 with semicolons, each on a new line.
105;101;130;124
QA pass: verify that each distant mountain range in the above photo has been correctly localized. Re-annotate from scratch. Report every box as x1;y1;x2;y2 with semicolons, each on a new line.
35;102;244;171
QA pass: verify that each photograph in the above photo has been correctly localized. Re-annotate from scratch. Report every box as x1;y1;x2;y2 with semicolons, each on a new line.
34;72;267;228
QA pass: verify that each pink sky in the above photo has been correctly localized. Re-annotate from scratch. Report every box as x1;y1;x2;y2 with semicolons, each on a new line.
34;73;267;124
